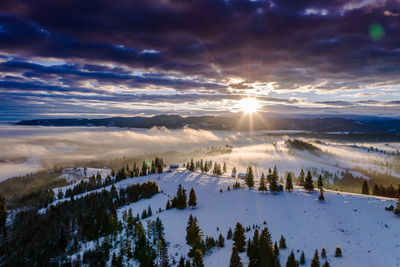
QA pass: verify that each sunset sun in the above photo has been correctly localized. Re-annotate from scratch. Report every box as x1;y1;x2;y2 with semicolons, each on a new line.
238;98;260;113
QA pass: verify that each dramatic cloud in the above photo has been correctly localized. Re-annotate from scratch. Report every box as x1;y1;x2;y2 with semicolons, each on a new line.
0;0;400;120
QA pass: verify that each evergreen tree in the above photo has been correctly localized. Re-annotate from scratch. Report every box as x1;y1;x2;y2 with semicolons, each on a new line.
189;158;195;172
227;228;233;239
178;257;185;267
318;188;325;201
273;241;279;255
285;173;293;192
147;205;152;217
151;160;156;174
166;199;171;210
245;165;255;188
188;188;197;209
322;260;330;267
297;169;305;186
232;166;237;177
223;162;227;172
141;161;148;176
334;246;342;257
158;239;169;267
279;235;287;249
217;233;225;247
258;173;267;192
233;222;246;252
395;196;400;215
0;194;6;234
300;251;305;265
174;184;187;209
186;215;203;256
269;166;279;192
304;171;314;192
321;247;326;259
286;250;297;267
311;249;320;267
185;259;191;267
192;249;204;267
230;245;243;267
317;175;323;189
362;180;369;195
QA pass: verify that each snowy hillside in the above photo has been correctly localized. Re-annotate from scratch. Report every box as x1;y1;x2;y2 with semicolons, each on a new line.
53;169;400;267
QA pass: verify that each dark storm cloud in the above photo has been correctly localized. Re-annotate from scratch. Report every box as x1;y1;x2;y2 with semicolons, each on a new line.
0;0;400;120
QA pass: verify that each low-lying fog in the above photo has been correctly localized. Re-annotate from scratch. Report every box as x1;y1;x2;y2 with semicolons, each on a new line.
1;125;399;182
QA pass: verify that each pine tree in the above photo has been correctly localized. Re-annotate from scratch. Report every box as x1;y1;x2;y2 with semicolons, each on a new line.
285;173;293;192
186;215;203;253
185;259;191;267
300;251;305;265
279;235;287;249
297;169;305;186
175;184;187;209
311;249;320;267
158;239;169;267
227;228;233;239
147;205;152;217
286;250;297;267
188;188;197;209
318;188;325;201
141;161;148;176
317;175;323;189
233;222;246;252
245;166;255;188
322;260;330;267
258;173;267;192
304;171;314;192
223;162;227;172
192;249;204;267
230;245;244;267
334;246;342;257
321;247;326;259
217;233;225;247
362;180;369;195
166;199;171;210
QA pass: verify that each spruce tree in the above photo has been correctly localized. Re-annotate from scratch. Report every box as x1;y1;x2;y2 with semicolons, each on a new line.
279;235;287;249
362;180;369;195
318;188;325;201
188;188;197;209
334;246;342;257
285;173;293;192
322;260;330;267
189;158;195;172
317;175;323;189
185;259;191;267
394;196;400;215
166;199;171;210
286;250;297;267
227;228;233;239
232;166;237;177
269;166;279;192
304;171;314;192
245;166;255;189
321;247;326;259
141;161;148;176
0;194;6;234
217;233;225;247
178;257;185;267
230;245;244;267
223;162;227;172
258;173;267;192
192;249;204;267
297;169;305;186
311;249;320;267
233;222;246;252
273;242;279;255
300;251;305;265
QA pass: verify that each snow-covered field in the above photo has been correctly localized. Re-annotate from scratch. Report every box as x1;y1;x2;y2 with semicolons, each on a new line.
52;170;400;267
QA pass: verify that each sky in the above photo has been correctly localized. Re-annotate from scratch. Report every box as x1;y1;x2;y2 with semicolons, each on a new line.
0;0;400;121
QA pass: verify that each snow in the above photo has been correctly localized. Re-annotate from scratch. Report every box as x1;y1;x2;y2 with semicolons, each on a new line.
51;169;400;266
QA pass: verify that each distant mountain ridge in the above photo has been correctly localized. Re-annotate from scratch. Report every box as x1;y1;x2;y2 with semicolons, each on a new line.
15;115;400;133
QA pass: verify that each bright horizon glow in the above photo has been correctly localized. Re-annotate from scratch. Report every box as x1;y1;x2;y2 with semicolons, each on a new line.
238;98;260;114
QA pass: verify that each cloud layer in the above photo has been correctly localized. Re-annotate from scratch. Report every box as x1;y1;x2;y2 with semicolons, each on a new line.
0;0;400;119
